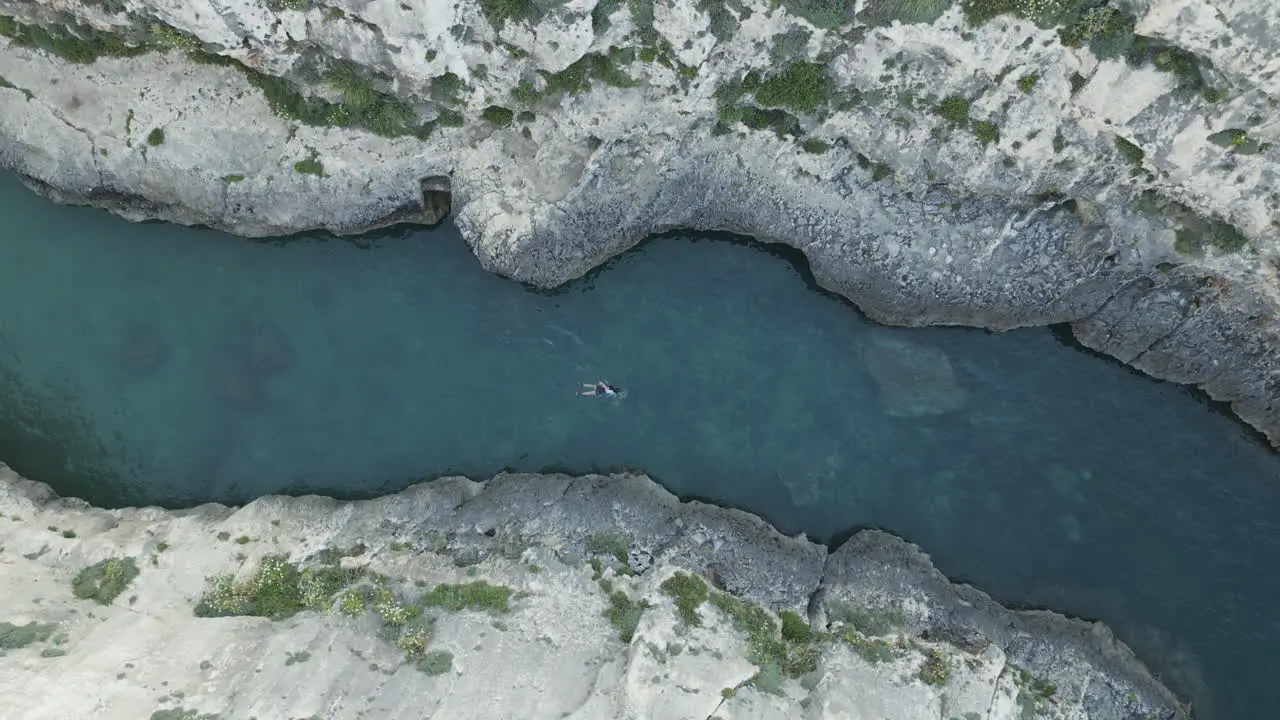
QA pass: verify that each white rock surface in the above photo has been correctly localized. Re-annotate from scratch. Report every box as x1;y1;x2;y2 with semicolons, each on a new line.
0;464;1186;720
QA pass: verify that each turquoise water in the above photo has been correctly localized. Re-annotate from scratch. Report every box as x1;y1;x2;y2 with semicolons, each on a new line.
1;171;1278;716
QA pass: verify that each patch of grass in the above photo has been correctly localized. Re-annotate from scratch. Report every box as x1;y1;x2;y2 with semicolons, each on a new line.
417;649;453;675
779;610;812;643
0;16;150;64
971;120;999;146
284;650;311;666
778;0;851;29
709;593;818;679
934;94;970;128
0;621;56;649
754;61;829;114
841;629;901;663
541;49;639;99
72;557;140;605
148;24;202;53
800;138;829;154
858;0;953;28
482;105;514;127
61;530;77;539
293;153;325;177
1113;135;1145;168
1017;72;1038;93
40;647;67;658
420;581;513;613
918;647;951;685
606;588;646;642
338;588;366;615
660;572;708;626
234;535;250;545
1207;221;1249;253
586;532;630;566
1207;128;1248;148
430;71;464;104
195;555;306;619
828;602;906;636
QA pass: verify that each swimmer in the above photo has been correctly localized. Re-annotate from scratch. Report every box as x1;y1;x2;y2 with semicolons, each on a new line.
580;381;622;398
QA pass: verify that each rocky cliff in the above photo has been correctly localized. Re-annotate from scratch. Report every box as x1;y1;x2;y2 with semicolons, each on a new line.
0;464;1187;719
0;0;1277;448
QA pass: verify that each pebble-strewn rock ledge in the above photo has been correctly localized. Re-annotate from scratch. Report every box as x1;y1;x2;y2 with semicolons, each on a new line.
1;0;1277;448
0;464;1187;720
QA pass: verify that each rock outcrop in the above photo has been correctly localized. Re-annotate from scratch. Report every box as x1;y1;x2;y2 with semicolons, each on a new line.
0;0;1277;448
0;463;1187;719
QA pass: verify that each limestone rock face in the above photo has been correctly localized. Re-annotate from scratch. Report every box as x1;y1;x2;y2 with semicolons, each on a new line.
0;0;1277;446
0;464;1186;720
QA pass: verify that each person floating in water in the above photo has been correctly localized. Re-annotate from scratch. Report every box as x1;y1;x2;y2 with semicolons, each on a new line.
580;381;622;398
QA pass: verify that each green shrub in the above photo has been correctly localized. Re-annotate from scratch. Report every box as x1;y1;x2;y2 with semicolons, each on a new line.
267;0;311;10
800;138;829;154
293;153;325;176
971;120;999;145
420;581;513;613
754;62;828;113
417;649;453;675
779;610;812;643
430;71;464;103
606;590;646;642
482;105;514;126
1017;72;1037;93
660;572;708;626
1113;135;1144;167
72;557;140;605
934;95;970;128
147;128;165;146
1058;6;1135;59
1207;221;1248;252
586;533;630;565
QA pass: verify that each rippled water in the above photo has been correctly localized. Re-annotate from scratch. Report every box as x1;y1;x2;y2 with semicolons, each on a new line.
1;172;1277;717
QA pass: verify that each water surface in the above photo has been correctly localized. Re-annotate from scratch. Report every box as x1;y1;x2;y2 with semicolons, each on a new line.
1;172;1277;718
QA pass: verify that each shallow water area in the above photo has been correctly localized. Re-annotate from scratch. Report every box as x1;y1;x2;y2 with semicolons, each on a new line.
0;172;1278;718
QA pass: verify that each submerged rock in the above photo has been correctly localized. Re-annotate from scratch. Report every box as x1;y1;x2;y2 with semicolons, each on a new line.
863;333;967;418
0;464;1188;720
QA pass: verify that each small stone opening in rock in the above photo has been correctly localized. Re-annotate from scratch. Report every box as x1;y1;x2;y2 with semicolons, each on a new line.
419;175;452;227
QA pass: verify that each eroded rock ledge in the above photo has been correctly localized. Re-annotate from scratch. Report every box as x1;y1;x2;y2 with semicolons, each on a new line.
0;464;1186;719
0;0;1277;447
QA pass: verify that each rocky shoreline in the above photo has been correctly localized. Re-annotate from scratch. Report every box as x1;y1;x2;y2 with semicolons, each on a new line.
0;464;1188;719
1;0;1277;448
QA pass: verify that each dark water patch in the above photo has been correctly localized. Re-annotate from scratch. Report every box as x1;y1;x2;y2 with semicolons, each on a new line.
1;172;1279;718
